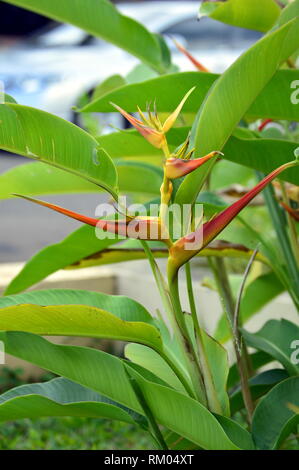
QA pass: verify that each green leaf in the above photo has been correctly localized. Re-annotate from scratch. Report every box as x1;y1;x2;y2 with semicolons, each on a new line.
0;331;142;413
67;238;266;270
176;15;299;206
0;304;162;351
82;70;299;123
276;0;299;28
4;225;122;295
0;162;97;199
242;319;299;376
227;351;273;390
252;377;299;449
92;74;127;102
0;93;17;104
125;365;247;450
0;104;118;197
0;160;162;199
2;0;167;72
222;133;299;186
214;272;285;344
125;343;186;393
0;377;136;424
0;289;153;323
0;331;245;449
213;414;255;450
230;369;289;415
199;0;281;33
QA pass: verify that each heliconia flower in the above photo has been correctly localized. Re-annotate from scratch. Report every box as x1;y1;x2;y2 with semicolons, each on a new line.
165;151;222;179
110;87;195;149
258;119;273;132
172;37;209;72
168;160;299;278
280;201;299;222
13;195;171;245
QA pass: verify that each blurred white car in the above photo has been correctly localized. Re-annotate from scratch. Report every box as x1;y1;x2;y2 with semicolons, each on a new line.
0;1;261;122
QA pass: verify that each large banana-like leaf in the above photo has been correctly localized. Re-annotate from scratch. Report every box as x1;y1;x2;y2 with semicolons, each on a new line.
175;15;299;206
198;0;280;32
252;377;299;449
82;70;299;123
0;303;162;351
4;225;122;296
4;226;266;296
2;0;168;72
0;331;142;412
125;365;253;450
0;377;137;424
0;289;153;323
67;238;266;270
0;104;118;197
242;319;299;376
0;331;247;449
0;160;163;199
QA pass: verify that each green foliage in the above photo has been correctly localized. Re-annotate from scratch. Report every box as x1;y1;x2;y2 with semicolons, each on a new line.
0;0;298;451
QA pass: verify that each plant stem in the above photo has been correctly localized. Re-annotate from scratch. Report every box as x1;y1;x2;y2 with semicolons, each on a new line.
167;274;208;405
185;262;223;414
140;240;199;400
208;257;254;422
280;181;299;265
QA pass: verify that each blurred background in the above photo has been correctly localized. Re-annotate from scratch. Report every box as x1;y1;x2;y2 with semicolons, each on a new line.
0;1;262;262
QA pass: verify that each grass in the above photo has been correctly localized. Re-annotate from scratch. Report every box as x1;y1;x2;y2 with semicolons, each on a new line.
0;417;154;450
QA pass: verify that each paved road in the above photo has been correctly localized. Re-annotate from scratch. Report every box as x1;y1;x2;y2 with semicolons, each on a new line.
0;153;106;262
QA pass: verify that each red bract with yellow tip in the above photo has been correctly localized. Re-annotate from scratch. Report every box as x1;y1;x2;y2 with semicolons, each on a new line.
111;87;195;150
165;151;222;179
14;195;171;245
168;160;298;278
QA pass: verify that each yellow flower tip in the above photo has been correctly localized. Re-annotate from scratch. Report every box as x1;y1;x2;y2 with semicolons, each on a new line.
162;87;196;133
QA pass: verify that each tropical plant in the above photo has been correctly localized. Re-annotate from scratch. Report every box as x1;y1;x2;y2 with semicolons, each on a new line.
0;0;298;450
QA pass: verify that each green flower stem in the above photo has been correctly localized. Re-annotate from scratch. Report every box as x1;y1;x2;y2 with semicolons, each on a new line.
280;181;299;266
185;262;223;414
168;271;208;405
208;257;254;422
140;241;198;400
